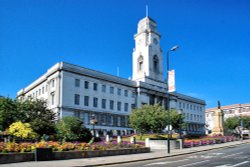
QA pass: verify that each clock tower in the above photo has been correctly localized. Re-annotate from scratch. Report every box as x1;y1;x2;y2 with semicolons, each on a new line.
132;17;165;86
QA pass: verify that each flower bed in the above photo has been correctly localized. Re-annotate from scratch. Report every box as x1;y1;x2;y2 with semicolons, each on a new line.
0;141;149;164
183;135;236;148
0;141;144;153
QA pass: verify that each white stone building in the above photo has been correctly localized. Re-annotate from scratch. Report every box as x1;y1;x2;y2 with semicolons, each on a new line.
206;103;250;131
17;16;206;136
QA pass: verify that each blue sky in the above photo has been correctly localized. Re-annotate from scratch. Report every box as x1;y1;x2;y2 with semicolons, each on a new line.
0;0;250;108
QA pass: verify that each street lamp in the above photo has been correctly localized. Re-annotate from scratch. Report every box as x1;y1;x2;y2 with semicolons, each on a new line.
90;114;98;138
167;45;179;154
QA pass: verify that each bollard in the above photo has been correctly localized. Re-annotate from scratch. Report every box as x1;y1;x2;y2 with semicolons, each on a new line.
130;136;136;144
145;138;150;147
106;135;110;142
117;136;122;143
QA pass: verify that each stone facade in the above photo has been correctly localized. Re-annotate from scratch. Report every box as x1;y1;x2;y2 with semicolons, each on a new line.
17;16;206;135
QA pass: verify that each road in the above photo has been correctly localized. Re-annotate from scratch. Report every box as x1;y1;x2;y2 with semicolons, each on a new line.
105;144;250;167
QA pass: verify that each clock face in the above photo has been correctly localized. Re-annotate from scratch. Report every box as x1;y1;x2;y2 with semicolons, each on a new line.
153;38;158;45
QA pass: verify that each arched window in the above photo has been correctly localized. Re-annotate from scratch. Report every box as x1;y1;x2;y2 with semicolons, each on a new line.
153;55;159;73
138;55;143;71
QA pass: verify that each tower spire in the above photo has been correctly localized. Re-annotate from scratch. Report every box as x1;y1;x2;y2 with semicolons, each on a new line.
146;0;148;17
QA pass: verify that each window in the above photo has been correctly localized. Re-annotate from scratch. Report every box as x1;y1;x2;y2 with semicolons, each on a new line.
113;116;118;126
138;55;143;71
100;114;106;125
187;113;189;120
93;97;98;107
84;96;89;106
51;79;55;87
102;99;106;109
75;79;80;87
150;95;155;105
39;89;41;95
46;85;48;92
153;55;159;73
179;102;182;108
84;81;89;89
132;92;136;98
102;85;106;93
93;83;98;91
124;103;128;112
110;100;114;110
107;115;112;125
117;102;121;111
190;105;193;110
51;93;55;105
118;88;121;95
131;104;136;109
117;116;121;126
110;86;114;94
42;87;44;94
36;91;38;97
187;104;189;109
183;103;185;109
74;94;80;105
124;90;128;97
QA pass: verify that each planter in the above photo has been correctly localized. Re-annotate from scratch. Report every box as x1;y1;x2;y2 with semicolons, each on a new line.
0;152;34;164
183;142;193;148
209;140;214;145
35;148;52;161
146;139;177;150
215;140;221;144
0;147;150;164
53;147;150;160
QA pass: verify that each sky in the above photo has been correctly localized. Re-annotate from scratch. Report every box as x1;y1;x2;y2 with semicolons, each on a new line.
0;0;250;108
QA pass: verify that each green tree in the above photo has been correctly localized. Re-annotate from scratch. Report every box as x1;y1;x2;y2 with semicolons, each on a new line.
129;104;167;137
18;98;56;138
56;116;92;142
170;109;186;130
9;121;37;139
0;96;23;131
240;116;250;129
224;117;240;130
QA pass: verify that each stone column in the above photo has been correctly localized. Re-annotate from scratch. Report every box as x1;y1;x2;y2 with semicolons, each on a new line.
212;109;224;135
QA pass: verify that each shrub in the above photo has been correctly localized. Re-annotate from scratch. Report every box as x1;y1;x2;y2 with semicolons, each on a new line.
9;121;37;139
56;116;92;142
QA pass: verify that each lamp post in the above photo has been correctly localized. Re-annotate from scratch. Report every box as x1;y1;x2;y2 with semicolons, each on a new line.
167;45;179;154
90;114;98;138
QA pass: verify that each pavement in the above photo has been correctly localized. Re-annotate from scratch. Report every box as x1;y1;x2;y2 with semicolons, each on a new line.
0;140;248;167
